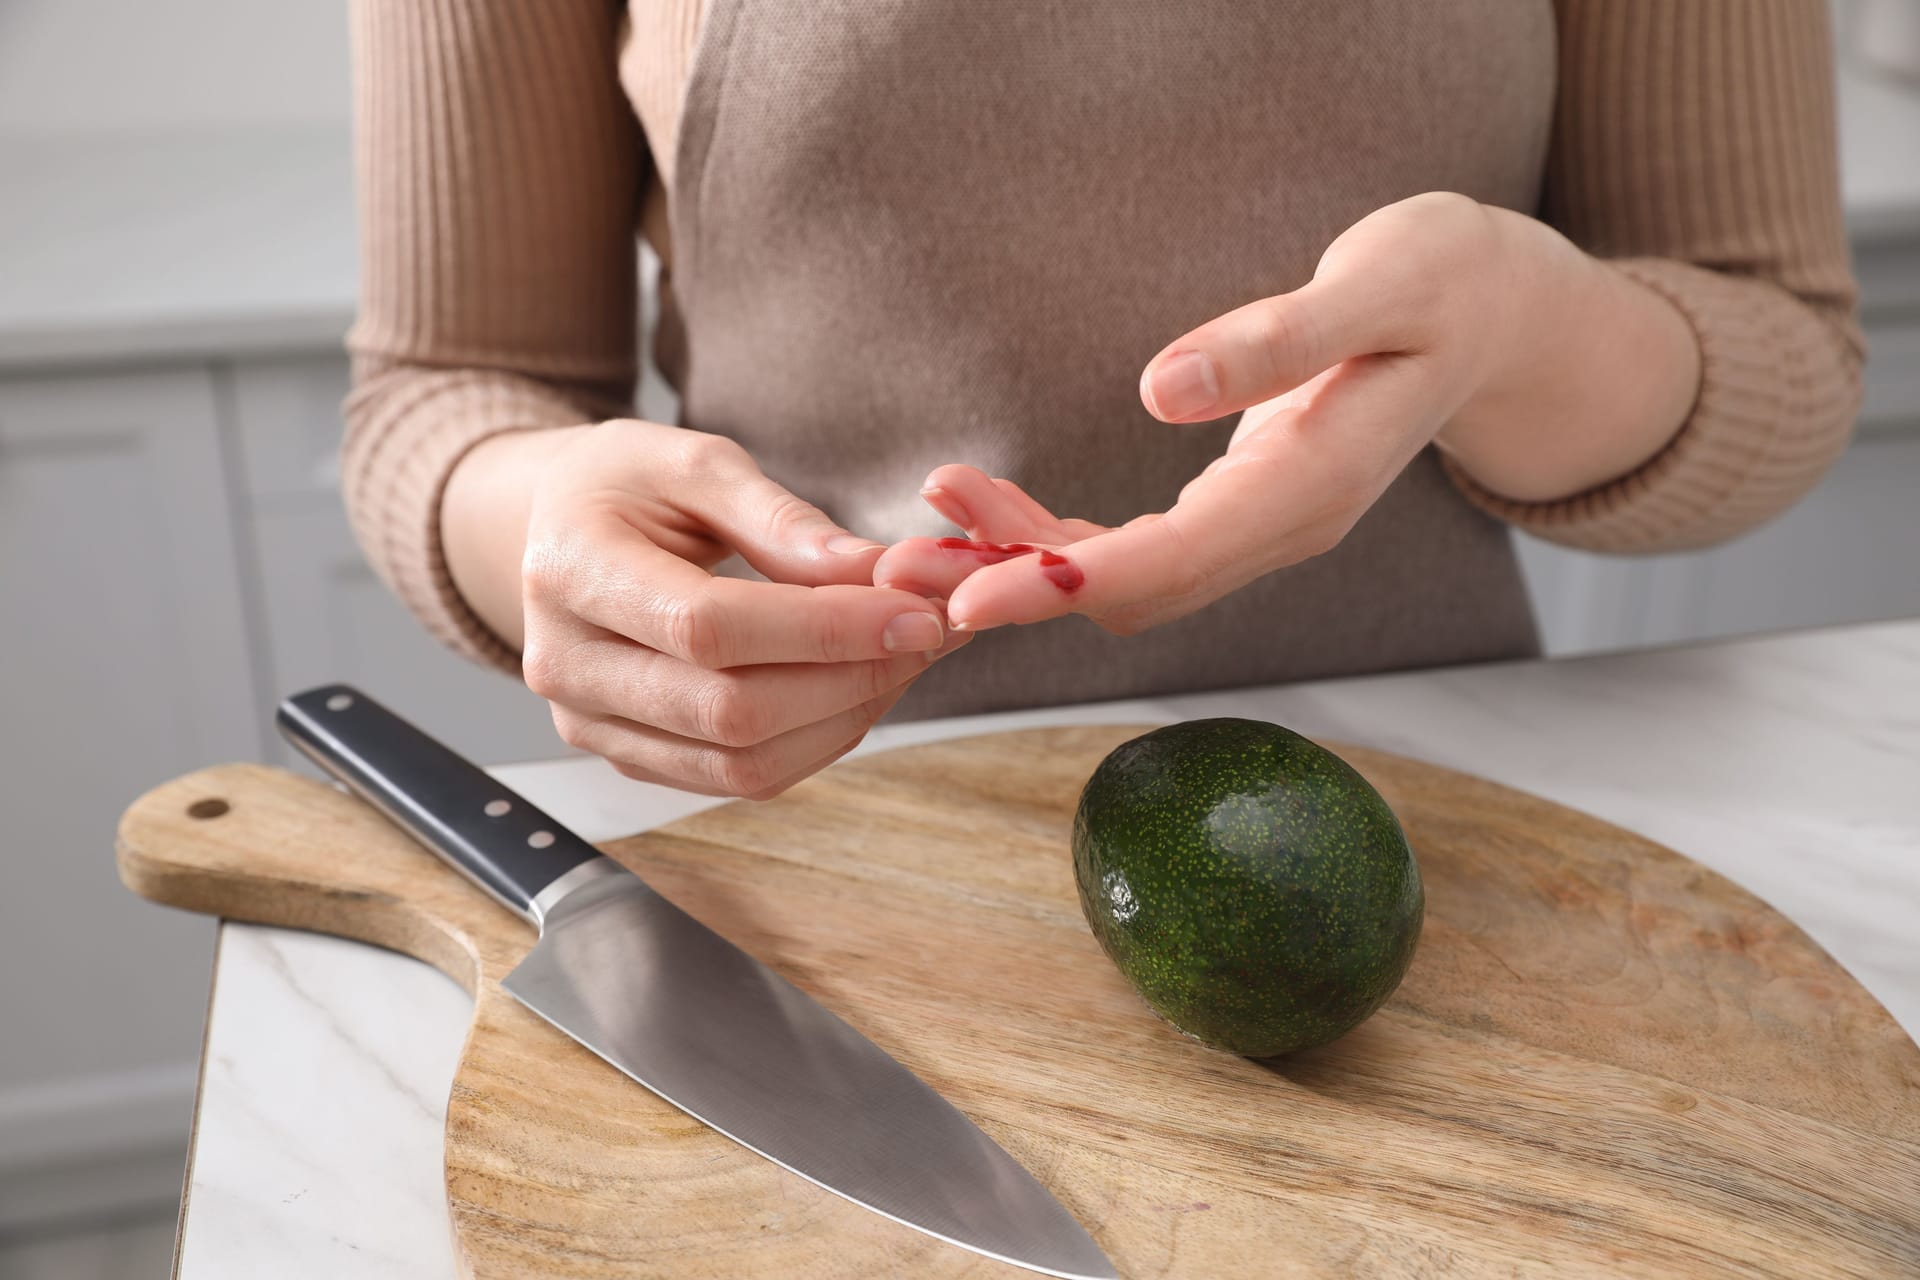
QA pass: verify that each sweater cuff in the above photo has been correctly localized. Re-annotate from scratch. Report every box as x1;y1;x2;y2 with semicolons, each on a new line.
1445;257;1861;554
341;370;606;672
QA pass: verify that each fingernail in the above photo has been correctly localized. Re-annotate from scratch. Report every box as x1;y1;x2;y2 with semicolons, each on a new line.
883;612;945;652
924;603;973;655
1143;351;1220;420
826;533;882;555
919;485;972;529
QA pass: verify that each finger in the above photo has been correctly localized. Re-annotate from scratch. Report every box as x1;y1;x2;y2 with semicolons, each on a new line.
738;678;917;800
745;734;869;802
953;354;1439;631
874;535;1076;598
920;465;1099;544
559;685;907;799
657;431;888;587
917;466;983;532
992;479;1107;541
1139;276;1386;425
526;510;949;666
530;626;969;747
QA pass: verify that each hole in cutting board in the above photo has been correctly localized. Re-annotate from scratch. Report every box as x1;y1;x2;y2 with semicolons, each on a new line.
325;693;354;711
187;798;230;820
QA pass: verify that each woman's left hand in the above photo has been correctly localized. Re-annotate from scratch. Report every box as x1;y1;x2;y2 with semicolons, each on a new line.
874;191;1697;634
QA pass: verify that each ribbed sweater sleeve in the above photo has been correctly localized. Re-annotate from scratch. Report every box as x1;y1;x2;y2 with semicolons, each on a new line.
341;0;642;667
1447;0;1864;552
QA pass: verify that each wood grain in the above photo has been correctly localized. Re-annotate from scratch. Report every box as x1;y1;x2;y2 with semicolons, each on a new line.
117;727;1920;1278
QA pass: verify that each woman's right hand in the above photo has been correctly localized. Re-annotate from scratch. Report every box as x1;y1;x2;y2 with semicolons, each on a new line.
442;419;967;798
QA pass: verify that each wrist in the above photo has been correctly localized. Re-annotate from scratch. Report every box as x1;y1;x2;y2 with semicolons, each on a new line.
1438;209;1597;455
442;424;591;651
1437;216;1701;503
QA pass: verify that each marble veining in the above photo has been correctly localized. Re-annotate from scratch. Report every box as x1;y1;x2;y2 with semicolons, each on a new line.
177;620;1920;1277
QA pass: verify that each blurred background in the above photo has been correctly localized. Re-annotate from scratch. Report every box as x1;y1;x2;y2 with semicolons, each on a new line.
0;1;1915;1275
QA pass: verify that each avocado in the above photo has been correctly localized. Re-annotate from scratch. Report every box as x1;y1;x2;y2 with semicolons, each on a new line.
1072;718;1422;1057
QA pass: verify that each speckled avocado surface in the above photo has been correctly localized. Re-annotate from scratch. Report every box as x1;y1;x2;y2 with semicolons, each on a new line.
1073;718;1423;1057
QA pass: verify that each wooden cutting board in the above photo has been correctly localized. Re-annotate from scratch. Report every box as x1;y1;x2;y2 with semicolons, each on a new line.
118;726;1920;1278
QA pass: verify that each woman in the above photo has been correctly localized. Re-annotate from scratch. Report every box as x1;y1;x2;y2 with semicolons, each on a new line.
344;0;1861;798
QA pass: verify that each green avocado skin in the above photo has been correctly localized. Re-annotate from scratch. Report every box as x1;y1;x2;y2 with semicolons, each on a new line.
1073;718;1423;1058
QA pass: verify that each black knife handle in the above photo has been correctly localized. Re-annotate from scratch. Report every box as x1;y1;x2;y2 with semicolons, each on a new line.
277;685;600;925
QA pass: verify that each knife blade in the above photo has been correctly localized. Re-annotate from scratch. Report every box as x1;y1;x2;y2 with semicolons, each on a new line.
277;685;1116;1280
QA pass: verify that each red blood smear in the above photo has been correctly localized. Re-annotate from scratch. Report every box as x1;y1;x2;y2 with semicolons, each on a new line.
1035;549;1085;594
933;537;1043;562
933;538;1083;594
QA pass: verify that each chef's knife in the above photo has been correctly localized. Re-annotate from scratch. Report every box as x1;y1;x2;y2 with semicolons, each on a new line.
277;685;1115;1280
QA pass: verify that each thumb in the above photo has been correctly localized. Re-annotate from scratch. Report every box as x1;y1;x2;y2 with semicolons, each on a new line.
1138;276;1378;425
699;465;886;587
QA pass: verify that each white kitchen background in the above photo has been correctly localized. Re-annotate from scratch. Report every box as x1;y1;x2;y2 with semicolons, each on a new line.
0;0;1916;1268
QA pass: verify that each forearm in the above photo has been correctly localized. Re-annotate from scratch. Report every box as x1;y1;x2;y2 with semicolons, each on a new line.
341;362;623;670
1435;209;1702;505
441;425;590;652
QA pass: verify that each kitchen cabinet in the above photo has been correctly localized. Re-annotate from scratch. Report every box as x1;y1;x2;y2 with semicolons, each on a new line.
0;369;252;1221
0;353;565;1226
0;134;567;1225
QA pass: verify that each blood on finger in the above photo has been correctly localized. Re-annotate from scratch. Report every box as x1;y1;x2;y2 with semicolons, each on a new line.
933;536;1043;562
1035;551;1084;593
932;538;1083;595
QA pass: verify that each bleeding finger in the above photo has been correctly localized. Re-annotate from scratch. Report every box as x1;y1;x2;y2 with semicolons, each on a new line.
944;464;1304;631
943;522;1176;632
875;534;1082;599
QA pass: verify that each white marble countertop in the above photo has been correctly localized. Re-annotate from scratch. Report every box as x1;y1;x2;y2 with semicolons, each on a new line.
173;619;1920;1278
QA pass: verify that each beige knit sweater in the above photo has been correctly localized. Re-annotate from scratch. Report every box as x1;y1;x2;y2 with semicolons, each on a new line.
343;0;1863;670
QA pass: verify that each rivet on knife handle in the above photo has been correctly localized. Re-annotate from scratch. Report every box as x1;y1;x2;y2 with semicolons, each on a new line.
276;685;602;923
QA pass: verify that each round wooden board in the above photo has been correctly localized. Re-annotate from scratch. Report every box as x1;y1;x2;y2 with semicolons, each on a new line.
118;726;1920;1278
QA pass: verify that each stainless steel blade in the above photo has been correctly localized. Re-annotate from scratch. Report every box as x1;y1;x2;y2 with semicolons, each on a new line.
502;869;1116;1280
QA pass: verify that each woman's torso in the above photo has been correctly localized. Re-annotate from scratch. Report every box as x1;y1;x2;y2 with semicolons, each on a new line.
623;0;1557;717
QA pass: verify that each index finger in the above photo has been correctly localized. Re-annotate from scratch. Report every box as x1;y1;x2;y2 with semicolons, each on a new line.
941;507;1224;634
940;444;1324;634
536;514;949;666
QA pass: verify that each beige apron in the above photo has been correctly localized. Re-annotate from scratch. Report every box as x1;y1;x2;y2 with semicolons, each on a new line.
661;0;1558;718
